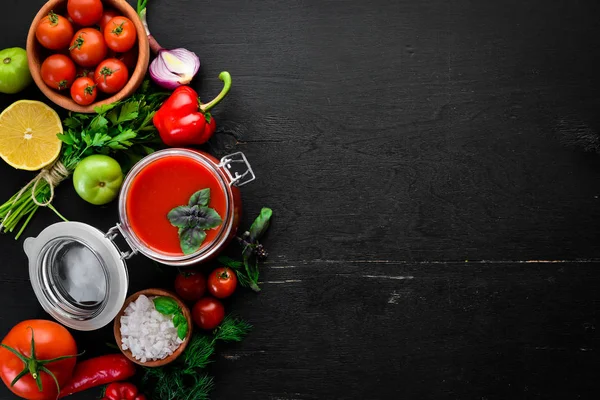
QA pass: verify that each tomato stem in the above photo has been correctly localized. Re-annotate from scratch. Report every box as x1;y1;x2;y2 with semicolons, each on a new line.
3;58;10;64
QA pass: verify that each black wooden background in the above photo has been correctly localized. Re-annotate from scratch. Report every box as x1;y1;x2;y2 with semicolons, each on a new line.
0;0;599;399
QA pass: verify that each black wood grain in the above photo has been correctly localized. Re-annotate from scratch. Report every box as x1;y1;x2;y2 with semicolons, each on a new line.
0;0;599;399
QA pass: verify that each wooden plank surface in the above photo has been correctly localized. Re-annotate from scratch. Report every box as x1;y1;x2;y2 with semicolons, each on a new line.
0;0;599;399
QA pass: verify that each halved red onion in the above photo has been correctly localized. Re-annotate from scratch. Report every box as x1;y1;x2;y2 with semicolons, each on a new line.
149;48;200;90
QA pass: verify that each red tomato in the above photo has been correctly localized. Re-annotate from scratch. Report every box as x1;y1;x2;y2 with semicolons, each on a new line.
117;48;139;70
35;11;74;50
174;271;206;303
99;8;120;31
208;267;238;299
0;320;77;400
70;77;97;106
75;66;95;79
192;297;225;330
69;28;107;67
104;16;137;53
67;0;103;26
41;54;76;90
94;59;128;93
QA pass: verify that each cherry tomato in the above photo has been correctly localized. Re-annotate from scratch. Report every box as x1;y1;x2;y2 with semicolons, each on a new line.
70;77;97;106
192;297;225;330
0;320;77;400
116;48;139;71
104;16;137;53
41;54;76;90
94;59;128;94
67;0;103;26
174;271;206;303
208;267;238;299
99;8;120;31
35;11;74;50
69;28;107;68
76;66;95;79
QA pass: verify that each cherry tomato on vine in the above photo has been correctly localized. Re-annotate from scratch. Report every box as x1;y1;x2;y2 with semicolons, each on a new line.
99;8;120;32
174;271;206;303
70;77;97;106
69;28;107;68
41;54;76;90
94;59;128;93
208;267;238;299
192;297;225;330
36;11;74;50
67;0;103;27
104;16;137;53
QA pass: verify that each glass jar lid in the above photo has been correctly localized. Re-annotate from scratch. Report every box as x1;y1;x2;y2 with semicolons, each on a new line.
24;222;128;331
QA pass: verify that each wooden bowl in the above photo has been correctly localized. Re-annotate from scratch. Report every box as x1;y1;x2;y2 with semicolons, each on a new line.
113;288;193;368
26;0;150;113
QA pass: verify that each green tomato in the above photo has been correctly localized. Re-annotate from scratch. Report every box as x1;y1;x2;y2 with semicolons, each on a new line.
0;47;32;94
73;155;124;205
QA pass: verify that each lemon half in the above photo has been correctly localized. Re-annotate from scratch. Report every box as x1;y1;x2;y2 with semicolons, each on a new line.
0;100;63;171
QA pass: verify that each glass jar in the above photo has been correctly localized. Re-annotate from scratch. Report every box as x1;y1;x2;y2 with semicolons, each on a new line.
24;149;254;331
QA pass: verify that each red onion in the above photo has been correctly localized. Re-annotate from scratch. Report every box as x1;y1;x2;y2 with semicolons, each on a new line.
149;49;200;90
139;3;201;90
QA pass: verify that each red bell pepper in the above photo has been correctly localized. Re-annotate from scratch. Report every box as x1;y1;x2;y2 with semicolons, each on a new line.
102;382;146;400
59;354;136;397
153;71;232;147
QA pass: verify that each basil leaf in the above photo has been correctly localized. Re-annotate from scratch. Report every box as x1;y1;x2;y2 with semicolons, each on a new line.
173;313;184;327
167;206;196;228
179;227;207;255
193;206;222;230
177;319;188;340
189;189;211;207
248;208;273;242
153;297;179;315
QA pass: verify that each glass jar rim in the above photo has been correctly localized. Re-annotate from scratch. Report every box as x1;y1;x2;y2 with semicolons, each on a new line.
117;148;235;266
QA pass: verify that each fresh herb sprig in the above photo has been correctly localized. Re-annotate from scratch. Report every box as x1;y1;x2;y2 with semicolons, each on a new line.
0;80;169;238
219;208;273;292
153;296;188;340
141;315;251;400
168;188;223;255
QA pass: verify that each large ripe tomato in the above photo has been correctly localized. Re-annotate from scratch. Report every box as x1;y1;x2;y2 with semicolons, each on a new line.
0;320;77;400
99;8;120;32
104;16;137;53
94;59;128;94
192;297;225;330
174;271;206;303
207;267;238;299
69;28;107;68
70;77;97;106
41;54;76;90
35;11;74;50
67;0;103;27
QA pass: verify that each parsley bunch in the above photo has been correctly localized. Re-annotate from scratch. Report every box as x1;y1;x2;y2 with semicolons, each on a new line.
0;80;169;238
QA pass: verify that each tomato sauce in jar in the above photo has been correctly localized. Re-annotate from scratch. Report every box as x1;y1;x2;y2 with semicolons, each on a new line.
125;156;228;256
117;149;254;266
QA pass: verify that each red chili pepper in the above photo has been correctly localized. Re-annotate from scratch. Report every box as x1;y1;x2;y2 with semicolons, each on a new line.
101;382;147;400
58;354;136;398
153;71;232;147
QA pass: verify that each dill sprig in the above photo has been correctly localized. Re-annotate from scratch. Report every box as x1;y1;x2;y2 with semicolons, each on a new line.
141;315;251;400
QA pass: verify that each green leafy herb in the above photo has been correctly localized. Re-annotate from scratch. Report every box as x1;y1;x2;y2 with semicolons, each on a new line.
168;189;223;255
0;80;169;238
153;296;188;340
141;315;251;400
219;208;273;292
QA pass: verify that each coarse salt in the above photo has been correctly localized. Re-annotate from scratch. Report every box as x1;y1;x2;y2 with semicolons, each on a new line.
120;295;183;362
